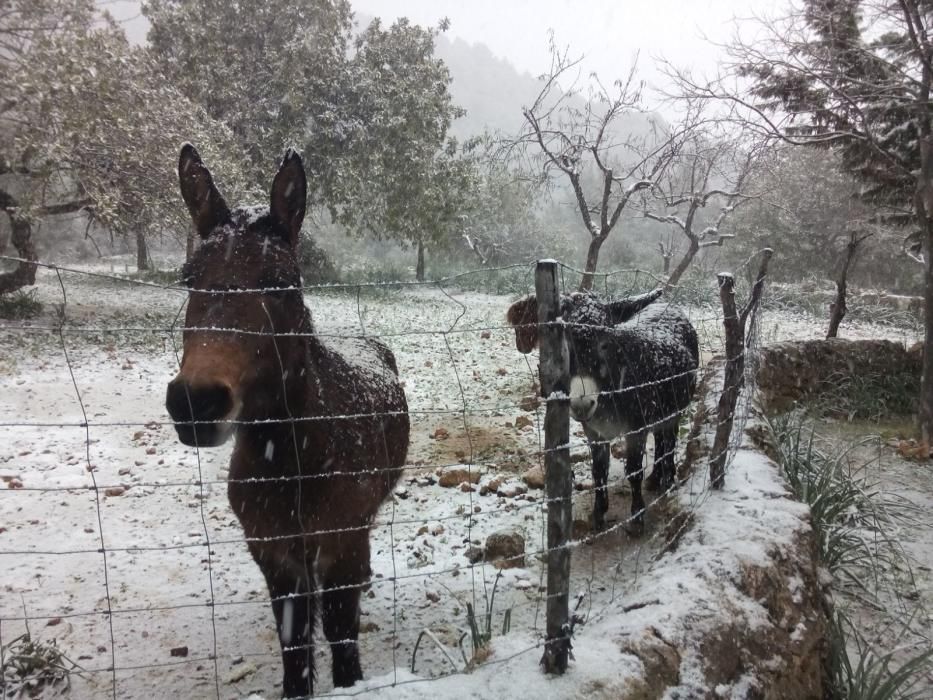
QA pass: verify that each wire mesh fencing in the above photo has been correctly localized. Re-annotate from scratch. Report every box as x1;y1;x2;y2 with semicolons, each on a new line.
0;253;768;699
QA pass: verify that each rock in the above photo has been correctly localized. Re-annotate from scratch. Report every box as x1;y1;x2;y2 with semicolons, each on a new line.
170;646;188;657
105;486;126;497
484;530;525;568
480;477;502;496
432;427;450;440
519;395;539;412
514;415;534;430
496;481;527;498
521;465;545;489
459;482;475;492
425;590;440;603
438;467;480;488
465;546;485;563
496;368;508;376
570;451;589;464
224;661;257;683
480;330;492;339
611;441;626;459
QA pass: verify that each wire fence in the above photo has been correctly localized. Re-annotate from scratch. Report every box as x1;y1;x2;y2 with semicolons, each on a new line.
0;253;768;699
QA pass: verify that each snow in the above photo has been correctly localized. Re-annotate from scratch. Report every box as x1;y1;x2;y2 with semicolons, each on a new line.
0;262;923;698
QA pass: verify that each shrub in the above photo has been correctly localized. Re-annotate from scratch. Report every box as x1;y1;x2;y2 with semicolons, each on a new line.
298;235;339;286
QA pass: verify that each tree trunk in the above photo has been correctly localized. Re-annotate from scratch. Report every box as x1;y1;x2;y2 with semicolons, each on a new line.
921;216;933;447
0;190;38;295
578;236;606;292
662;253;672;275
416;240;426;282
917;136;933;448
136;230;150;272
827;234;860;339
666;239;700;290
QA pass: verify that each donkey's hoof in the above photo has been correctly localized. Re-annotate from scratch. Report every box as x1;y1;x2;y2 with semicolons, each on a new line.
332;653;363;688
624;517;645;537
592;512;607;532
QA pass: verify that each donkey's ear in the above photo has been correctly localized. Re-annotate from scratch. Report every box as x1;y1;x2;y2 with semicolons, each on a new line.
270;148;306;248
178;144;231;238
607;287;663;325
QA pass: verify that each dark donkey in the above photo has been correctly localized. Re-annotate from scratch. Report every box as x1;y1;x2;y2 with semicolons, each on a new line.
165;145;409;697
506;289;663;528
565;301;698;533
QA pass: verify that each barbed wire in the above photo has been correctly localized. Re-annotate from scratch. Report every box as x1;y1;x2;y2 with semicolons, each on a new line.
1;254;762;698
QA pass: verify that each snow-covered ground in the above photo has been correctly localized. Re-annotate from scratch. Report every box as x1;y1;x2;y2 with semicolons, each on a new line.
0;264;924;698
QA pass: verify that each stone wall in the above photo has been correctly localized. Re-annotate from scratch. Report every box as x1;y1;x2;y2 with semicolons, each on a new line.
755;339;921;414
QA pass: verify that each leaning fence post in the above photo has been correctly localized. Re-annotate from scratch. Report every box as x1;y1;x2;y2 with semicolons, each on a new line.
709;249;773;488
535;260;572;674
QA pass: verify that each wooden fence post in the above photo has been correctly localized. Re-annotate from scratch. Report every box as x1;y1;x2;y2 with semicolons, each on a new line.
536;260;573;674
709;249;773;488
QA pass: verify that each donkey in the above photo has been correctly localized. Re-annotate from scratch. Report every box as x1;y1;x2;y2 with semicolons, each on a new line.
165;144;409;698
505;288;663;355
507;288;666;528
565;301;698;533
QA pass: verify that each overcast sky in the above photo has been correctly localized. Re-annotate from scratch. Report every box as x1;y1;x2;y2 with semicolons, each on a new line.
351;0;778;93
107;0;779;102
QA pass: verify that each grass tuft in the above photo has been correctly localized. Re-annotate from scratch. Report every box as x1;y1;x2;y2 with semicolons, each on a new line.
770;413;931;698
0;289;43;320
1;633;79;697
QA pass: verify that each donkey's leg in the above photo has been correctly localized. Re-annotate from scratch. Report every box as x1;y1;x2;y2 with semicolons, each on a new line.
317;531;370;687
625;431;647;535
586;430;611;531
644;434;662;493
252;546;315;699
653;425;678;492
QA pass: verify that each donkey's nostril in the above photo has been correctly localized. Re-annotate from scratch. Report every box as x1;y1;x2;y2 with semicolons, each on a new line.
166;380;234;424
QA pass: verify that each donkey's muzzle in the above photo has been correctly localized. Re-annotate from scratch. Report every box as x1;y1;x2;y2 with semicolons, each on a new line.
165;379;235;447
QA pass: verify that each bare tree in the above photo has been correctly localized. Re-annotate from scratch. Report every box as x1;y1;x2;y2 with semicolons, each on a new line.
670;0;933;445
643;126;764;289
827;228;875;339
507;40;692;290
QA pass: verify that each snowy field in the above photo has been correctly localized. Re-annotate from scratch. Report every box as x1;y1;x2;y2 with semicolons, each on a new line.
0;262;924;698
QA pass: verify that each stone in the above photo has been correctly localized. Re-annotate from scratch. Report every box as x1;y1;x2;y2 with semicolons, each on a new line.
521;465;545;489
480;477;502;496
438;467;480;488
496;481;527;498
519;395;540;412
484;530;525;568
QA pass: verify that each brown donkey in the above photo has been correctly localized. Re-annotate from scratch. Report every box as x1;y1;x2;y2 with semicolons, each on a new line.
165;145;409;698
